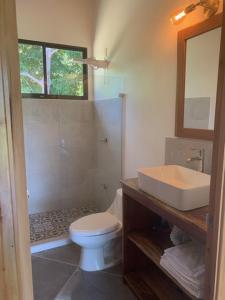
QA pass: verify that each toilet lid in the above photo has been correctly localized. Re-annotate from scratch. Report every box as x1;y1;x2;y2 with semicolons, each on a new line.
70;212;120;237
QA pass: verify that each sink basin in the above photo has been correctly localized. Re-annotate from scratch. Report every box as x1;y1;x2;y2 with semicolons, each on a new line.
137;165;210;211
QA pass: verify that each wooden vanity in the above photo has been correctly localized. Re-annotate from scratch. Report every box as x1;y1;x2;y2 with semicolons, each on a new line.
121;178;208;300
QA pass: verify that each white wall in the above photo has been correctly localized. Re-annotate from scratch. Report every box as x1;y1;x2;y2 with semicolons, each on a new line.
16;0;97;52
93;0;223;178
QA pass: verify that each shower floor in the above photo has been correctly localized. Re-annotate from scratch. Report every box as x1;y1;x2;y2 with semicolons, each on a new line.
29;205;99;243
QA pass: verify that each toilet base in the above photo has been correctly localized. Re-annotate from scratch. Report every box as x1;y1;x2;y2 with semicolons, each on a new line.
80;246;121;272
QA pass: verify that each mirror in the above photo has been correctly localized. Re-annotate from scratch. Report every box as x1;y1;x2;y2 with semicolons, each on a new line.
184;27;221;130
176;14;222;140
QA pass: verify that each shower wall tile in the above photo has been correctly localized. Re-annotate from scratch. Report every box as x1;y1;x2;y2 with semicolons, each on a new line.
59;122;82;149
58;100;82;123
165;137;213;174
58;101;94;152
23;99;59;124
58;101;95;209
26;164;61;213
23;98;122;214
80;100;95;122
23;99;95;214
23;99;61;214
59;146;94;207
93;99;122;211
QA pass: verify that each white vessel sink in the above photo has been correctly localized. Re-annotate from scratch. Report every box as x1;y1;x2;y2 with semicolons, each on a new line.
137;165;210;211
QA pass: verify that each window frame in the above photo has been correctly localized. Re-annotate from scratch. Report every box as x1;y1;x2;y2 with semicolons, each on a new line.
18;39;88;100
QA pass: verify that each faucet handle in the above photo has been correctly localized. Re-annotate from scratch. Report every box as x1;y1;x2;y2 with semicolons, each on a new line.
188;148;205;173
191;148;205;157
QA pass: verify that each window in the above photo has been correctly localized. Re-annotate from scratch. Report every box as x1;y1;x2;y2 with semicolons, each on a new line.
18;40;88;99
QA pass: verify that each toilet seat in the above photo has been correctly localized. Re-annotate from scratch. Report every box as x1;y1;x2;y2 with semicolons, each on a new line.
70;212;120;237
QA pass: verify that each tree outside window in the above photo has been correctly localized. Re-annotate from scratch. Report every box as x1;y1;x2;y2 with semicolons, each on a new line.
18;40;88;99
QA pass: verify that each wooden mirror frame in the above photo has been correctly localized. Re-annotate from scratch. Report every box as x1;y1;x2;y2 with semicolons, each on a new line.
175;13;223;141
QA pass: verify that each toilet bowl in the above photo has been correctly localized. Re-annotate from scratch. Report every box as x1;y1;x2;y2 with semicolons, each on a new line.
69;189;123;271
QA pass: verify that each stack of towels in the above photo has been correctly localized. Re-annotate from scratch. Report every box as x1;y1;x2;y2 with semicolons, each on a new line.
170;225;191;246
160;227;205;299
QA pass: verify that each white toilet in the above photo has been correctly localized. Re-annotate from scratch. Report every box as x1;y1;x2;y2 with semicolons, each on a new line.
69;189;123;272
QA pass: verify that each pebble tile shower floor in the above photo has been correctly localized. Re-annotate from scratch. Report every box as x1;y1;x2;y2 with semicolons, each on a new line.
30;206;99;243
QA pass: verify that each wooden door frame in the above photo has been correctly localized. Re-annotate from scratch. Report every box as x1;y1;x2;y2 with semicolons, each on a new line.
0;0;33;299
206;2;225;300
0;0;225;299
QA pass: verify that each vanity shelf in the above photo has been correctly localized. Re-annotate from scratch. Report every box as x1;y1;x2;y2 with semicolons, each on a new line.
128;230;197;300
128;229;172;268
121;178;208;300
124;265;191;300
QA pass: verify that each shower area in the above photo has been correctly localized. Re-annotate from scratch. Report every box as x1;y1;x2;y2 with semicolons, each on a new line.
23;94;123;248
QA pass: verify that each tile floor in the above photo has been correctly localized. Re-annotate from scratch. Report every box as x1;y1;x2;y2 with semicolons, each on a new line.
30;206;99;243
32;244;136;300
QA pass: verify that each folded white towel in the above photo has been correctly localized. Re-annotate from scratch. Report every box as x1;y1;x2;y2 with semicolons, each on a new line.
161;254;205;287
160;241;205;299
170;226;191;245
164;241;205;277
161;257;204;299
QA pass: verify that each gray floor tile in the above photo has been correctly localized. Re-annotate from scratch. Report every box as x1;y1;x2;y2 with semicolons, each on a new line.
32;256;76;300
55;269;136;300
33;244;81;266
102;263;122;276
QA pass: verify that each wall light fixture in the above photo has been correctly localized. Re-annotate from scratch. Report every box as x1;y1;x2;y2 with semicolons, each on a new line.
171;0;219;25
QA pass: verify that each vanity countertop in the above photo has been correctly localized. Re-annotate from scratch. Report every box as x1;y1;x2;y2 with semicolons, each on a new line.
121;178;208;242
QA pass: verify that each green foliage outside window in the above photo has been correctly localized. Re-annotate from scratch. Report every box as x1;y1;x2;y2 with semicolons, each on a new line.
19;44;44;94
48;48;84;96
18;41;87;99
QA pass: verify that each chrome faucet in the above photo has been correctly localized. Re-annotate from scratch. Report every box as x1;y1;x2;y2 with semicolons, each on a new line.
186;148;205;173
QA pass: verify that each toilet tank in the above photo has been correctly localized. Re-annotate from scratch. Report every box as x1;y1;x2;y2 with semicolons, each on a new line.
107;189;123;224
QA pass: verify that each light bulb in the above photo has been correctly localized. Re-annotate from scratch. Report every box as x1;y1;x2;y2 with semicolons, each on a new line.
170;4;196;25
170;9;187;25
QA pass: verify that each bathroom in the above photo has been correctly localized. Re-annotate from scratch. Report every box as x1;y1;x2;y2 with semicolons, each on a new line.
0;0;224;299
